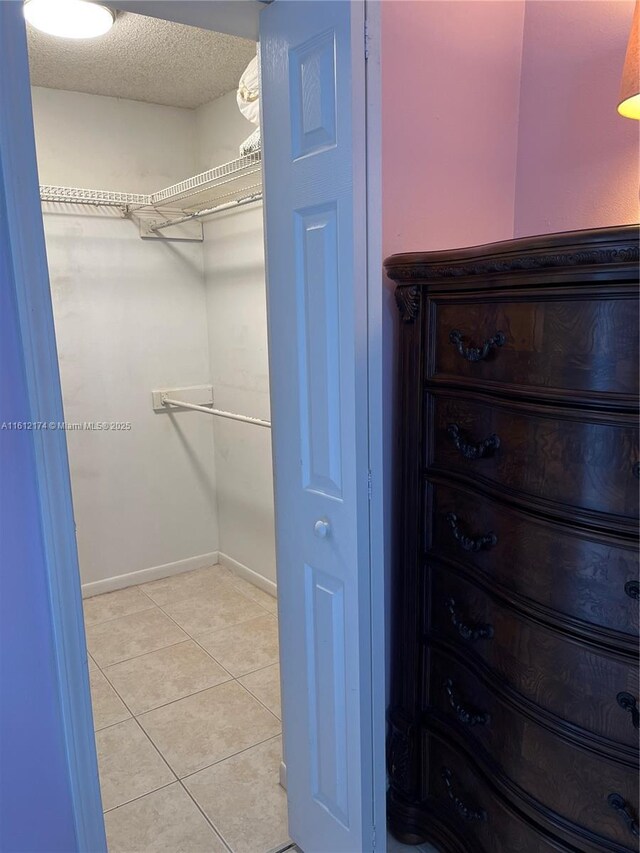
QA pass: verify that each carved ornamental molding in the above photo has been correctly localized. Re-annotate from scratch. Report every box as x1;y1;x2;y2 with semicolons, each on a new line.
388;245;639;282
387;722;412;793
395;285;421;322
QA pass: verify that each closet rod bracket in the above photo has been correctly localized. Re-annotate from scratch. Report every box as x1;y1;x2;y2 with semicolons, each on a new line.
139;215;203;242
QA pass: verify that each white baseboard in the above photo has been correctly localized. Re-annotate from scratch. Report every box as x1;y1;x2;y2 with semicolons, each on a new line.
218;551;277;599
81;551;219;599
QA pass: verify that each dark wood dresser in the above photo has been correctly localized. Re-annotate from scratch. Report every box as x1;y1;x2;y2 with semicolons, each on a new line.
385;226;640;853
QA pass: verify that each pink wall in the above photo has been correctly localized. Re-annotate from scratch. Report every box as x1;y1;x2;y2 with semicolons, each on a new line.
382;0;638;255
514;0;638;237
380;0;638;697
381;0;526;257
380;2;526;698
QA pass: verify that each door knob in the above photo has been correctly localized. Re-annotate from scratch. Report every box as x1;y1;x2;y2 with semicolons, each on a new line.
314;519;330;539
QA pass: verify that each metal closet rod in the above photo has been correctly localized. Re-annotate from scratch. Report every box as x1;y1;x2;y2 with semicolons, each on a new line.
161;396;271;429
150;191;263;233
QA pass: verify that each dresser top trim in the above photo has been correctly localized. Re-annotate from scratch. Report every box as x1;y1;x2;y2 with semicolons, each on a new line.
384;225;639;283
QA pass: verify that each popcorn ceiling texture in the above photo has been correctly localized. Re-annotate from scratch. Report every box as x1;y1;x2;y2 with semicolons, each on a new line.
27;10;257;109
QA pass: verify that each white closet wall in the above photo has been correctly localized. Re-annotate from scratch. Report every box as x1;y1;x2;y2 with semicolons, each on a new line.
32;87;198;192
196;93;277;588
195;91;256;173
32;87;219;594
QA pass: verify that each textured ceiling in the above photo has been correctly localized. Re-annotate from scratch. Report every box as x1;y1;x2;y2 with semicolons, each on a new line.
27;9;257;109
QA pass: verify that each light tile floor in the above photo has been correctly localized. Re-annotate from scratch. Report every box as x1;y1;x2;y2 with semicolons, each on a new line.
87;563;438;853
86;564;287;853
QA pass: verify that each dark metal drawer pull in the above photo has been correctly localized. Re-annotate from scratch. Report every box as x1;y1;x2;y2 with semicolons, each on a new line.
447;513;497;552
617;692;640;730
608;793;640;837
446;598;494;642
447;423;500;460
442;768;487;822
624;580;639;601
444;679;490;727
449;329;506;363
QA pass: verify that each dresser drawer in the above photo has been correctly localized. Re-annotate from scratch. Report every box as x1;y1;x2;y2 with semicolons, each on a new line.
422;731;595;853
427;293;639;405
427;647;640;850
426;562;639;748
428;481;639;640
427;392;639;526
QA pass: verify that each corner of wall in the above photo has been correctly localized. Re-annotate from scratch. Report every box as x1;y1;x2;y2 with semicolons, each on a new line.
513;0;639;237
511;0;528;241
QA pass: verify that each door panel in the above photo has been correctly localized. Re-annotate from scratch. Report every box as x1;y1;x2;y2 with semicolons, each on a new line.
260;2;374;850
296;203;343;498
290;30;337;158
305;564;348;824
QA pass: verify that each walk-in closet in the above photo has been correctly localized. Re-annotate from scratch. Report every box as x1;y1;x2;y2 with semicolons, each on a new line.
28;8;288;851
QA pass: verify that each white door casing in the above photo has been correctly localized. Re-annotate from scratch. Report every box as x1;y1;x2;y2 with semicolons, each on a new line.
260;2;376;851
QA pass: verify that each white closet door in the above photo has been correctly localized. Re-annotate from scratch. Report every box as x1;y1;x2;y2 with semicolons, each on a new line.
260;2;376;851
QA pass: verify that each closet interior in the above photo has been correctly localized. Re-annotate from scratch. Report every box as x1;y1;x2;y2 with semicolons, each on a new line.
28;9;289;853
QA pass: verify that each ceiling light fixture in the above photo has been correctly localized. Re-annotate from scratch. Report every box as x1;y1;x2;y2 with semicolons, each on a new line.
24;0;115;39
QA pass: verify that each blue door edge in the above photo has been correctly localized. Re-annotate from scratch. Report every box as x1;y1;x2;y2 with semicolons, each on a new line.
0;4;106;851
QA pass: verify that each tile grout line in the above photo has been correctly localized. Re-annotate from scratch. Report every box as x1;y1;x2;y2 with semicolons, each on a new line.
210;567;278;611
176;779;235;853
143;574;279;694
90;573;281;729
92;665;139;724
86;565;275;669
87;565;285;850
93;604;279;721
94;665;268;850
144;582;275;674
84;564;263;630
91;635;191;671
101;779;177;814
98;642;235;712
95;627;280;695
189;630;280;680
91;666;182;806
179;733;284;786
232;657;281;680
98;652;280;746
127;717;179;786
96;721;284;846
140;709;283;784
83;602;157;630
88;671;131;733
237;667;282;721
136;563;275;612
99;716;179;812
133;562;231;603
109;674;235;721
154;594;273;643
101;775;282;853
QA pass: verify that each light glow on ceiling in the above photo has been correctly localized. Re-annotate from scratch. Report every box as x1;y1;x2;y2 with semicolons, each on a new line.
24;0;115;39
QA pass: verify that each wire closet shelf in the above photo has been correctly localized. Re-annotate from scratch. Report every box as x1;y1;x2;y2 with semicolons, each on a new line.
39;151;262;228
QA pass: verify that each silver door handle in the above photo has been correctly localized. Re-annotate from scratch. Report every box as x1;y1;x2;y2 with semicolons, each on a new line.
314;519;330;539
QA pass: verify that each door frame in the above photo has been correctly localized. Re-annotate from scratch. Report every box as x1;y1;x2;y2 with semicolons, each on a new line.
362;3;386;845
3;1;385;849
0;3;106;850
